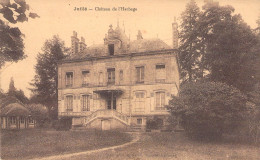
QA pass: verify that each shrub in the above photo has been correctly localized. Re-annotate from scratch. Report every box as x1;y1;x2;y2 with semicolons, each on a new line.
168;81;248;139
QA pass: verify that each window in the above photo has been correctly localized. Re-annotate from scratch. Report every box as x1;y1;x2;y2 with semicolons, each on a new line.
137;118;142;125
82;70;90;86
98;72;104;85
108;44;114;55
82;95;90;111
10;117;16;124
155;92;165;110
136;66;144;83
65;72;73;87
20;117;24;123
29;117;34;124
156;64;166;82
135;92;145;112
119;70;123;81
107;68;115;84
65;95;73;111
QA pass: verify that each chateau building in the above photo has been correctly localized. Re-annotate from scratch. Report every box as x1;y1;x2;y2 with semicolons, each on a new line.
58;21;179;130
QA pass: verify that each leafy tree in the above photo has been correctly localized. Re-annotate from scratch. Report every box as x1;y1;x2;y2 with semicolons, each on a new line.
179;0;202;83
0;0;39;68
26;103;49;127
198;1;257;93
168;81;248;139
30;36;68;119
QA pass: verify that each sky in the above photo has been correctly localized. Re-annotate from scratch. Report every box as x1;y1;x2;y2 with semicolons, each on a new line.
1;0;260;97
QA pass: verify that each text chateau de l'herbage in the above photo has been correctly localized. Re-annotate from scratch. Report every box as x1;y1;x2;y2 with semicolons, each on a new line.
57;21;179;130
74;7;138;12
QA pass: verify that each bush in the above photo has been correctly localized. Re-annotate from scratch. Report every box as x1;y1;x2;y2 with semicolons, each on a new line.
168;81;248;139
146;117;164;130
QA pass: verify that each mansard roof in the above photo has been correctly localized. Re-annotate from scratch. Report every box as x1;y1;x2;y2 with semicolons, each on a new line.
65;38;171;61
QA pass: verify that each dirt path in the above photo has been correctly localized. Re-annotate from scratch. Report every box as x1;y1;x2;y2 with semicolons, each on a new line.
30;132;140;160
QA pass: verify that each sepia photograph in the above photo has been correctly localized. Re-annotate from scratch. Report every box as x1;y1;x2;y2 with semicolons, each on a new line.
0;0;260;159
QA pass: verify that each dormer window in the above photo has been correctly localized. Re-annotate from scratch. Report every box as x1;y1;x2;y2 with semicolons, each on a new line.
108;44;114;55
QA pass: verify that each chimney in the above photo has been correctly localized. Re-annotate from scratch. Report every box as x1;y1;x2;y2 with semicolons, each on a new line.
71;31;79;54
137;30;143;40
79;37;87;53
172;17;179;49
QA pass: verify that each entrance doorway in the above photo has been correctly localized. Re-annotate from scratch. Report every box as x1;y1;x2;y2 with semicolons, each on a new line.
107;94;116;110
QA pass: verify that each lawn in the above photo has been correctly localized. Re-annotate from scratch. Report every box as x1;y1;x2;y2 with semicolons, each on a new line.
67;132;260;160
0;129;132;160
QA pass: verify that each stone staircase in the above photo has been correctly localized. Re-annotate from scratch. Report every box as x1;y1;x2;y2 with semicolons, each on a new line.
84;109;129;126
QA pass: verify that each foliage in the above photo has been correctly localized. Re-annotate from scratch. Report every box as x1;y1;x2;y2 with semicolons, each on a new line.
30;35;68;119
0;0;39;67
7;77;29;104
178;1;257;93
179;0;203;82
26;103;49;127
168;81;248;139
146;116;164;130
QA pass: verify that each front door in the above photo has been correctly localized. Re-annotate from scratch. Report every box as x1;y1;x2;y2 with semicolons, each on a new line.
107;94;116;110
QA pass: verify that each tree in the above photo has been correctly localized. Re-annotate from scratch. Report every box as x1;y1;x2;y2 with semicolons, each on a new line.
30;36;68;119
7;77;29;104
198;1;257;93
0;0;39;68
168;81;248;139
26;104;49;127
179;0;202;83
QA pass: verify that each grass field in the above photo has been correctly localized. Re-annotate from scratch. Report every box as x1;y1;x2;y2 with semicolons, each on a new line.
0;129;132;160
68;132;260;160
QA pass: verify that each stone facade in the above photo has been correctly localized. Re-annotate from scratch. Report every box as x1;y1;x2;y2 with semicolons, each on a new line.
58;23;179;130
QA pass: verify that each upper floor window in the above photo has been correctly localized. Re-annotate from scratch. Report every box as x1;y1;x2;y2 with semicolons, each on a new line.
155;91;165;110
108;44;114;55
119;70;124;81
82;70;90;86
82;95;90;111
136;66;144;83
156;64;166;82
65;72;73;87
98;72;104;85
107;68;115;84
65;95;73;111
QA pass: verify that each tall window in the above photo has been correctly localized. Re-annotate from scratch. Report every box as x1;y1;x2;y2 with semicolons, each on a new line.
136;66;144;83
107;68;115;84
82;95;90;111
98;72;104;85
155;92;165;110
119;70;124;81
65;72;73;87
82;70;90;86
156;64;166;82
108;44;114;55
135;92;145;112
65;95;73;111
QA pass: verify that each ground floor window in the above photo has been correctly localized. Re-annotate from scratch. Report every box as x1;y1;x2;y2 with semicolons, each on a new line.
10;117;16;124
65;95;73;111
82;95;90;111
155;91;165;110
137;118;142;125
20;117;25;123
29;117;34;124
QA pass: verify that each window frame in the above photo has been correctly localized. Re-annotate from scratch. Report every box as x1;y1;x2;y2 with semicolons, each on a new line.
155;91;166;110
65;95;73;112
81;70;90;87
155;64;166;82
65;71;74;88
136;66;144;84
107;68;115;85
81;94;90;111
